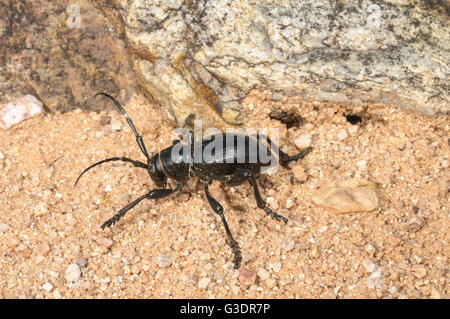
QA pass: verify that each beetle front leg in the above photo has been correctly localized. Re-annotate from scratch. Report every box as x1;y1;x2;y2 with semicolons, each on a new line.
101;184;182;229
204;182;242;269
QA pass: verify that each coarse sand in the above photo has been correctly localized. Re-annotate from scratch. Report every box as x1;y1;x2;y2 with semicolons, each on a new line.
0;91;448;298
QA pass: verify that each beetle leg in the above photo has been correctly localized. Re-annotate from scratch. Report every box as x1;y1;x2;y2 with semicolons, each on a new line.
204;182;242;269
101;184;182;229
279;146;312;164
238;169;288;224
251;133;312;165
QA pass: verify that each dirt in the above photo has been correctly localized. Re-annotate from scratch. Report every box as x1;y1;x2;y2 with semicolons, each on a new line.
0;91;448;298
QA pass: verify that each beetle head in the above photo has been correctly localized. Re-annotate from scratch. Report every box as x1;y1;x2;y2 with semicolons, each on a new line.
148;154;167;187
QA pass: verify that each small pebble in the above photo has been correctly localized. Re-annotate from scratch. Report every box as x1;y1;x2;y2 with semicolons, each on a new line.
311;178;379;213
285;198;295;209
198;277;211;289
282;238;295;252
406;216;425;232
65;264;81;282
230;284;240;295
0;223;9;233
35;254;45;264
34;202;48;216
271;261;282;273
111;119;122;131
430;287;442;299
0;95;44;129
412;265;427;279
266;197;278;210
99;115;111;126
158;254;172;268
366;268;382;289
337;129;348;140
294;133;312;149
239;268;256;286
96;236;113;248
76;257;88;268
42;282;53;292
257;268;271;281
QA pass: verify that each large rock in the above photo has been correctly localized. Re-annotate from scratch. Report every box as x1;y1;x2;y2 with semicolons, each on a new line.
0;0;136;113
94;0;449;128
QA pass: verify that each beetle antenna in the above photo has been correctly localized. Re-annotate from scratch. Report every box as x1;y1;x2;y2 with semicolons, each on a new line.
95;92;151;161
75;157;148;186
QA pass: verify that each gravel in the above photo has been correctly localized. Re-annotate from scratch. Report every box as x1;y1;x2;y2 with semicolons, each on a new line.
0;93;447;298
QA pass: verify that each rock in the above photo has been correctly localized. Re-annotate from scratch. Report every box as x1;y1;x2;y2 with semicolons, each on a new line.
430;287;442;299
239;268;257;286
99;115;111;126
312;178;379;213
282;238;295;252
337;129;348;141
42;282;53;292
76;257;88;268
0;1;137;113
157;254;172;268
295;133;312;149
230;284;240;295
34;202;48;217
285;198;295;209
198;277;211;289
412;265;427;279
94;0;449;129
65;264;81;282
366;267;382;289
406;216;425;232
0;223;9;233
110;119;122;131
257;268;271;281
270;261;282;273
96;236;113;248
362;259;377;273
0;95;43;129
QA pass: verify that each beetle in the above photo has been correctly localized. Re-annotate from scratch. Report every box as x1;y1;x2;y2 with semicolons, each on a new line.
75;93;312;268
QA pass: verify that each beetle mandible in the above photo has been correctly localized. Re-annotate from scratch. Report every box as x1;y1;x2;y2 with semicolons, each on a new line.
75;93;312;268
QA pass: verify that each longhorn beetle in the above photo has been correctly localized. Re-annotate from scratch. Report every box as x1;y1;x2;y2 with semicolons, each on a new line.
75;93;312;268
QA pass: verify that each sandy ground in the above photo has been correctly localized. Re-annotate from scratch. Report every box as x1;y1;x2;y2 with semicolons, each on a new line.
0;92;448;298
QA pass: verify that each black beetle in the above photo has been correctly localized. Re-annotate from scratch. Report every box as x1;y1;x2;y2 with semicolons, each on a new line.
76;93;312;268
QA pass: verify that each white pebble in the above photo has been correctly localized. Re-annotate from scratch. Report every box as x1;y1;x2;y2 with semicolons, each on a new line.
42;282;53;292
104;185;112;192
198;277;211;289
285;198;294;209
0;223;9;233
0;95;43;129
295;133;312;149
257;268;271;281
65;264;81;282
337;129;348;140
111;119;122;131
282;238;295;251
356;160;367;168
266;197;278;210
271;261;282;273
